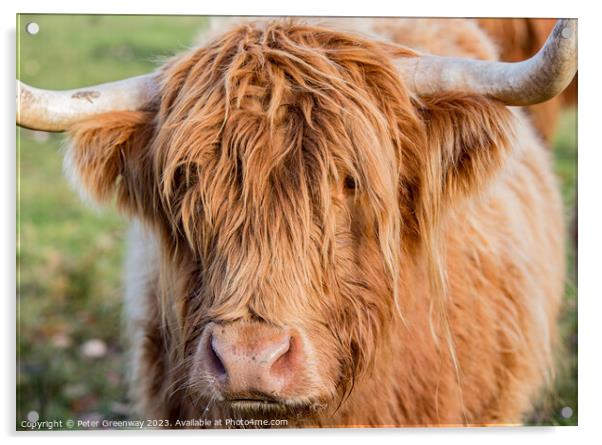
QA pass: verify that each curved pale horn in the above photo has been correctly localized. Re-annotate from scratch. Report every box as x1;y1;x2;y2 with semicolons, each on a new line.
397;19;577;105
16;73;159;132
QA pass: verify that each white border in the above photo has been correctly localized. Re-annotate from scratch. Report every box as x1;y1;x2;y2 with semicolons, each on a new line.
2;1;600;444
0;0;583;17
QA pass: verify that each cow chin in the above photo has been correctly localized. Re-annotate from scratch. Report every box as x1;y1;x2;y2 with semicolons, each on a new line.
190;320;340;419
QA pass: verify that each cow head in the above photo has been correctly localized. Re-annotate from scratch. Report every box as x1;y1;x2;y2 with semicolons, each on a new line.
18;20;576;420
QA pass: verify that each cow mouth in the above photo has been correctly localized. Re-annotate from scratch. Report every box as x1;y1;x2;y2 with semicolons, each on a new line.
222;395;325;416
227;398;284;410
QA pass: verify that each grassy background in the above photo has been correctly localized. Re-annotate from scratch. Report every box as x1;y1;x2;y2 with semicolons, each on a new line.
16;15;577;428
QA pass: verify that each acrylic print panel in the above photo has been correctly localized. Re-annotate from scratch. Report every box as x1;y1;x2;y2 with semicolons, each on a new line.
16;14;578;430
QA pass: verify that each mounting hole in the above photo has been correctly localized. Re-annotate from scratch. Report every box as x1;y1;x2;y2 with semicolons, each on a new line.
561;406;573;418
561;26;572;39
27;410;39;423
26;22;39;35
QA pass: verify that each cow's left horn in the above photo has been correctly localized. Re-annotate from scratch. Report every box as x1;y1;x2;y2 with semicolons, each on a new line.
17;73;159;132
397;19;577;106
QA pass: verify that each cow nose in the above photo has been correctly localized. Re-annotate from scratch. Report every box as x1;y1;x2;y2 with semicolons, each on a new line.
201;323;302;398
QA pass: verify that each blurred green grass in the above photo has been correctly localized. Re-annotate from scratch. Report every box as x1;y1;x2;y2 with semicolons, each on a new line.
16;15;577;428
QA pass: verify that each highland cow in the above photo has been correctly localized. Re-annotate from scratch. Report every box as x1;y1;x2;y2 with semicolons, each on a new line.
17;18;577;427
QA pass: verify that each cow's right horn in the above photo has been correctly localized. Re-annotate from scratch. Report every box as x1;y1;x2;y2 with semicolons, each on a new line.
397;19;577;106
17;73;159;133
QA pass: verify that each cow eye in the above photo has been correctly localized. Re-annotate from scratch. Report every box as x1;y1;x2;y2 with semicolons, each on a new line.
343;176;357;191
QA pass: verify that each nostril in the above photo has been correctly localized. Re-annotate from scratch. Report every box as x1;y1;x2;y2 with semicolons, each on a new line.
208;335;227;380
269;335;297;377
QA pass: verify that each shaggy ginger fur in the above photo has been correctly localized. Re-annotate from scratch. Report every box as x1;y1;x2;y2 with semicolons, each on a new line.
65;19;565;427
